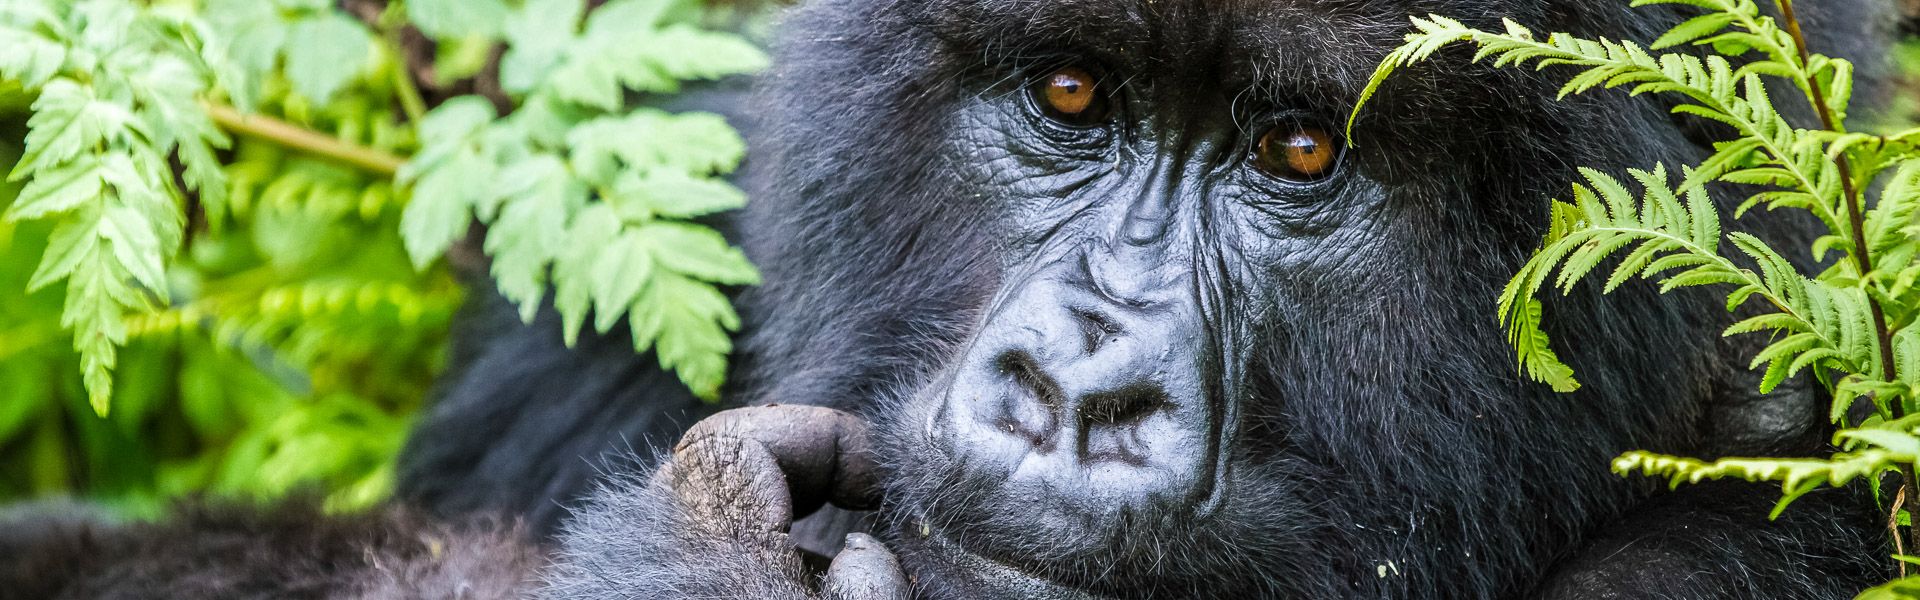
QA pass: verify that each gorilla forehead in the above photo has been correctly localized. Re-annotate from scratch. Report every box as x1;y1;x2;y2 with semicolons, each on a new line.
910;0;1526;97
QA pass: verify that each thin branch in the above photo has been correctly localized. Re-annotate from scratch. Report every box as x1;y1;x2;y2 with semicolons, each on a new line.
387;39;431;123
1895;485;1911;577
369;2;429;123
203;103;406;176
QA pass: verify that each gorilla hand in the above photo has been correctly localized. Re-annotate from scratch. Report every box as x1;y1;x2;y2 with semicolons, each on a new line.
539;405;908;600
664;405;907;599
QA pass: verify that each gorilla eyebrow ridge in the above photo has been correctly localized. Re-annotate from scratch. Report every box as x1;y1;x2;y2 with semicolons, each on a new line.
916;0;1397;112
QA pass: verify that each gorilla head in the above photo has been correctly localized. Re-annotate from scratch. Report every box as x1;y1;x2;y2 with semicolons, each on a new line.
694;0;1890;597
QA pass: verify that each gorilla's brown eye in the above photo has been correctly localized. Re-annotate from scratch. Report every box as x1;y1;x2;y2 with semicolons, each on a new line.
1254;124;1339;182
1032;66;1109;125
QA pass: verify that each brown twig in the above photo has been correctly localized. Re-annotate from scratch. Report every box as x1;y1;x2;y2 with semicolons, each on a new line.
204;104;406;176
1896;485;1911;577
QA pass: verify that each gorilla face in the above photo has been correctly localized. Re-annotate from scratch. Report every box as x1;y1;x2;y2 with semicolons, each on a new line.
932;54;1355;508
898;28;1380;586
861;6;1444;596
730;0;1825;597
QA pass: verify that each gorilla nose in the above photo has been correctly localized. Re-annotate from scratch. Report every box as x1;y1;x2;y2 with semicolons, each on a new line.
940;292;1215;511
990;349;1174;457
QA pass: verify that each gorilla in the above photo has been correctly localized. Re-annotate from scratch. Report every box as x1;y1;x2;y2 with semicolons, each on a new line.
0;0;1900;598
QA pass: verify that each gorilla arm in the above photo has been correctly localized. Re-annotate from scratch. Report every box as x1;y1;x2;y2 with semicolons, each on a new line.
1535;483;1887;599
536;405;909;600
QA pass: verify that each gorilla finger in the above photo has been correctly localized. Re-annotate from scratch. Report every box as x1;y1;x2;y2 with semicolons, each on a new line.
823;533;909;600
655;435;794;542
677;405;883;513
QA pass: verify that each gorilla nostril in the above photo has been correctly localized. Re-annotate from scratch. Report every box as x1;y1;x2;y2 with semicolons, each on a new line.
1078;382;1169;427
992;350;1065;448
1068;307;1122;354
995;350;1065;409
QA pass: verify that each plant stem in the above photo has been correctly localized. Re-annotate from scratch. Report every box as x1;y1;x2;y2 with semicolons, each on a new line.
389;49;430;124
1777;3;1885;376
1778;0;1918;561
203;103;406;176
378;21;429;123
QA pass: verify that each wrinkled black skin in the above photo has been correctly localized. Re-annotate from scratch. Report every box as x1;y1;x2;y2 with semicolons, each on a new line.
408;0;1898;598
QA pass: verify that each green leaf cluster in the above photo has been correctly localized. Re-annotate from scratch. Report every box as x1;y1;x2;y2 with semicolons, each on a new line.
201;0;378;109
1354;0;1920;594
400;0;767;399
0;0;449;511
2;0;231;415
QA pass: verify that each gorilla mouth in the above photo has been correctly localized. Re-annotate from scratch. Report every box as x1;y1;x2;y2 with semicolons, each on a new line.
906;517;1117;600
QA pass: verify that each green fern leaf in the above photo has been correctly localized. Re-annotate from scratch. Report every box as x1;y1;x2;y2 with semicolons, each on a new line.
588;229;657;333
1649;12;1737;49
485;155;582;320
630;271;739;400
399;3;766;400
637;221;759;286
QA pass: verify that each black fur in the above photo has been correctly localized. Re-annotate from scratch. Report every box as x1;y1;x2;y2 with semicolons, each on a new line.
519;0;1897;598
0;1;1900;598
0;498;536;599
395;269;718;536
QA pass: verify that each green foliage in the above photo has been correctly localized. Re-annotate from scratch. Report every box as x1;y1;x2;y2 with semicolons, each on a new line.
2;0;231;415
399;0;765;399
1865;574;1920;600
0;0;762;509
1355;0;1920;594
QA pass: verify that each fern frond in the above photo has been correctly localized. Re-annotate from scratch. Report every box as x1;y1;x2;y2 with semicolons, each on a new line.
1614;444;1905;518
1349;12;1856;261
1493;165;1829;388
1;1;229;414
399;0;767;399
1354;2;1920;581
1857;576;1920;600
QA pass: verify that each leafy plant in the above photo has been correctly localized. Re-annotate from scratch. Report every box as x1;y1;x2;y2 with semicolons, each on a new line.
1352;0;1920;594
398;0;766;400
0;0;763;509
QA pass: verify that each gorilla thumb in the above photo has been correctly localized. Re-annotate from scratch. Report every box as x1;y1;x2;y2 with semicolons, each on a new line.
825;533;910;600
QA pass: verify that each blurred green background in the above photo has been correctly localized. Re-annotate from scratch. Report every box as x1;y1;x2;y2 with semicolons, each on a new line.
0;34;453;513
0;0;765;515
